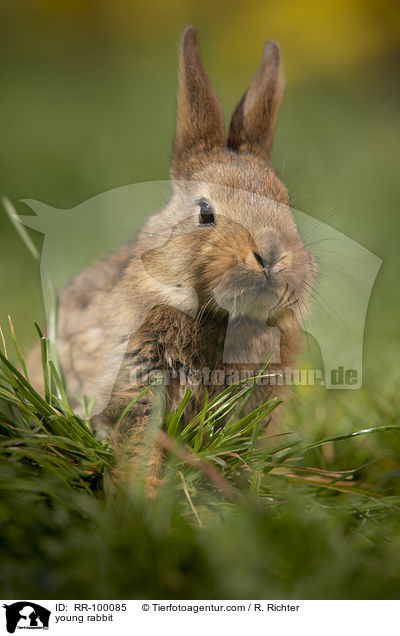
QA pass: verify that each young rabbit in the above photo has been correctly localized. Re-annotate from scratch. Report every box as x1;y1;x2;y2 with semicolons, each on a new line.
32;27;316;491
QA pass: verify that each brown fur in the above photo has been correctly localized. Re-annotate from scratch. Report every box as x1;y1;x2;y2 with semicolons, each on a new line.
29;27;317;494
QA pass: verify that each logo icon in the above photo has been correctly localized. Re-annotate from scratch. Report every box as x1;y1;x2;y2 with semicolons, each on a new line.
5;181;382;400
3;602;51;633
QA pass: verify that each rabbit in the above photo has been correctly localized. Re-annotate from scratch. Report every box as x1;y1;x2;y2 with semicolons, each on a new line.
30;27;317;493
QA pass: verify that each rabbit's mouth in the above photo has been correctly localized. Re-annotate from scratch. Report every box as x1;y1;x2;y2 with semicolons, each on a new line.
213;282;284;322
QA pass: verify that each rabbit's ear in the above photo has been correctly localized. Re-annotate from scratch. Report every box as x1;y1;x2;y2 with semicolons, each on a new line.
171;27;225;174
227;40;284;161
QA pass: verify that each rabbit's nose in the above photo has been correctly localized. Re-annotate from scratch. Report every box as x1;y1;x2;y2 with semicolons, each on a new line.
249;250;287;275
252;251;268;272
250;251;275;274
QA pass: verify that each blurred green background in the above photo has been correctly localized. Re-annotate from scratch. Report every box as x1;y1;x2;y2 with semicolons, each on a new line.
0;0;399;383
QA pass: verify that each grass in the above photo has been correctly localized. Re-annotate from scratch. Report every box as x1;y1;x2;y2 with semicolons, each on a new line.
1;320;400;599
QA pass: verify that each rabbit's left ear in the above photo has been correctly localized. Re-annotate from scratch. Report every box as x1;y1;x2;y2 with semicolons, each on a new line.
227;41;284;161
171;27;226;175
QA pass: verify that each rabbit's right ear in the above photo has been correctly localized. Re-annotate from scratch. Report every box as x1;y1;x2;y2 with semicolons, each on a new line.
171;27;226;176
227;41;284;161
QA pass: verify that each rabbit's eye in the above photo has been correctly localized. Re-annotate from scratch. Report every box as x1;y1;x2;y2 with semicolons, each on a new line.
198;199;216;226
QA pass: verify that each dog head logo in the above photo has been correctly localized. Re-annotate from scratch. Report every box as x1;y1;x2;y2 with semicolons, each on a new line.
3;602;50;633
7;180;381;407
